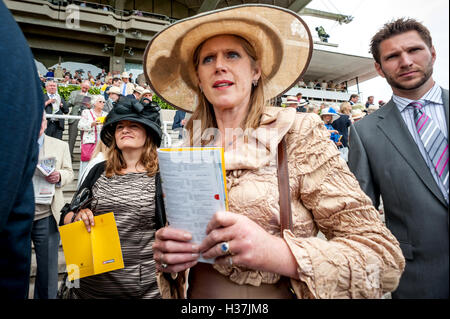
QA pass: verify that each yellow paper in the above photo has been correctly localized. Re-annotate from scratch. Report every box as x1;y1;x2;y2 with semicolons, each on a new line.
59;212;124;280
97;116;106;124
157;147;228;264
158;147;228;210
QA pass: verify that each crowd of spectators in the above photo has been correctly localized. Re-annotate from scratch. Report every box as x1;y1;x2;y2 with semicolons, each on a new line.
296;78;348;92
40;67;150;96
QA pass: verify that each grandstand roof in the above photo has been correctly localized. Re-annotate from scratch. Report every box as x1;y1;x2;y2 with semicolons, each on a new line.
304;48;378;86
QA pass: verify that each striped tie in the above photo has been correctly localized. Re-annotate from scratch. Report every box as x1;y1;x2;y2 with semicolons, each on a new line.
410;100;448;190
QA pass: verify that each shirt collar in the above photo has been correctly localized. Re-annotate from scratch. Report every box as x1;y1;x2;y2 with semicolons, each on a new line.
393;82;443;113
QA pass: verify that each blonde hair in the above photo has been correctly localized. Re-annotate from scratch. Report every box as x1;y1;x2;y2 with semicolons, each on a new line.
340;101;352;115
185;35;266;146
104;126;158;177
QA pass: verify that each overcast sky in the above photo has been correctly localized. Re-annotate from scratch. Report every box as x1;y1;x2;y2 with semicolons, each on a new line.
302;0;449;103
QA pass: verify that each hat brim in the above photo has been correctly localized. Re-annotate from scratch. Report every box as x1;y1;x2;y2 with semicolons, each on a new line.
321;113;340;121
143;4;312;113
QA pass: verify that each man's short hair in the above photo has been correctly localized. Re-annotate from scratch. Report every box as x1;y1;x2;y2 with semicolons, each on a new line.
45;80;56;87
349;94;359;100
370;18;433;64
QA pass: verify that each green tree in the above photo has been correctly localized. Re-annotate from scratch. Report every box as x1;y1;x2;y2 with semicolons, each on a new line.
43;85;101;101
152;94;176;110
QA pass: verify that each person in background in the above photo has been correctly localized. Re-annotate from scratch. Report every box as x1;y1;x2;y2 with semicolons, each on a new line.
45;68;54;79
44;80;69;140
172;109;187;139
297;100;308;113
104;76;121;100
348;18;448;298
31;111;73;299
120;72;135;96
104;86;122;113
295;92;308;112
348;94;359;105
77;140;107;189
146;5;404;299
0;0;44;298
307;103;320;114
67;80;91;159
59;97;165;299
331;102;352;161
365;95;375;109
127;85;144;100
77;95;107;180
100;76;112;96
320;107;342;147
351;108;366;122
285;95;300;111
141;89;153;100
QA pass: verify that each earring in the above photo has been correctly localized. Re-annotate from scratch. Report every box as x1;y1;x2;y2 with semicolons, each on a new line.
252;79;258;87
199;85;203;93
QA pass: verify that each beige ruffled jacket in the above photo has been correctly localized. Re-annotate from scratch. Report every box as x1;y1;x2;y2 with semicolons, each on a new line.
157;107;405;299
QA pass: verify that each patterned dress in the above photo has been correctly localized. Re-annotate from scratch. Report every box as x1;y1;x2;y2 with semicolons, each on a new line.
71;172;161;299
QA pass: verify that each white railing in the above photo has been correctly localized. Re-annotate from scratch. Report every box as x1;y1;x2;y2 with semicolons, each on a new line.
45;114;81;120
162;121;172;147
285;87;351;101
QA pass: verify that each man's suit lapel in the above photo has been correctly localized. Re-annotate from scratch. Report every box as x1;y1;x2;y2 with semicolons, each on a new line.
376;99;447;207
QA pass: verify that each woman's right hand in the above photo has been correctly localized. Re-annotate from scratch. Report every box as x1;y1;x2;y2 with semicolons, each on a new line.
152;226;199;273
63;208;95;233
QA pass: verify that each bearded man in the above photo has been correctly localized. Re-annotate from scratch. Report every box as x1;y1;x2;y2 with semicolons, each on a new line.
348;18;448;299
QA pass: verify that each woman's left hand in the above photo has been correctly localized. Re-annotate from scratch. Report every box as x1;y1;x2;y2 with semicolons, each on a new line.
198;211;292;275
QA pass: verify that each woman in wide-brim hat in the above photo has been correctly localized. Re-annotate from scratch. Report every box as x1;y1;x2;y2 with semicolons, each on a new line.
148;4;404;299
59;98;166;299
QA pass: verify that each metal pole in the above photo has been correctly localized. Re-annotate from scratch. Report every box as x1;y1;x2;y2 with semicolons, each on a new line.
356;77;360;94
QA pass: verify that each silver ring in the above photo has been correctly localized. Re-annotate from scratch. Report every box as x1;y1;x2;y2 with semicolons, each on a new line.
228;256;233;266
220;241;230;254
161;263;168;269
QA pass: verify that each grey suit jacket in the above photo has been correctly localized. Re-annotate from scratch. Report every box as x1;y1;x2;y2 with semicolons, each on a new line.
67;90;91;124
348;88;449;299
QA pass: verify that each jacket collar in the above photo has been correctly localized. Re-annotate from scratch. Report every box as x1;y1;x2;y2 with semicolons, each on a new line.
224;107;296;170
375;90;448;207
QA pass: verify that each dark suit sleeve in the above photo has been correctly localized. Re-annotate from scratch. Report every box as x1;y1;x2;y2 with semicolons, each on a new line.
348;124;380;208
60;97;69;114
0;1;43;298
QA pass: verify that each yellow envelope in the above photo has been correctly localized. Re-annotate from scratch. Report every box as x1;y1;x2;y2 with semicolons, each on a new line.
59;212;124;281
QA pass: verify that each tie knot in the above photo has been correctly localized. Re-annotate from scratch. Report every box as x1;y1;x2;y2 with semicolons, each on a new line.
408;100;425;110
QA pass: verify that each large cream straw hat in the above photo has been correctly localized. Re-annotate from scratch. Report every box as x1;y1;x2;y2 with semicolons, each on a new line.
143;4;313;113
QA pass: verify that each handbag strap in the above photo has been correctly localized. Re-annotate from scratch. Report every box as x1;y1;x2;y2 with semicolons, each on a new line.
277;136;293;235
